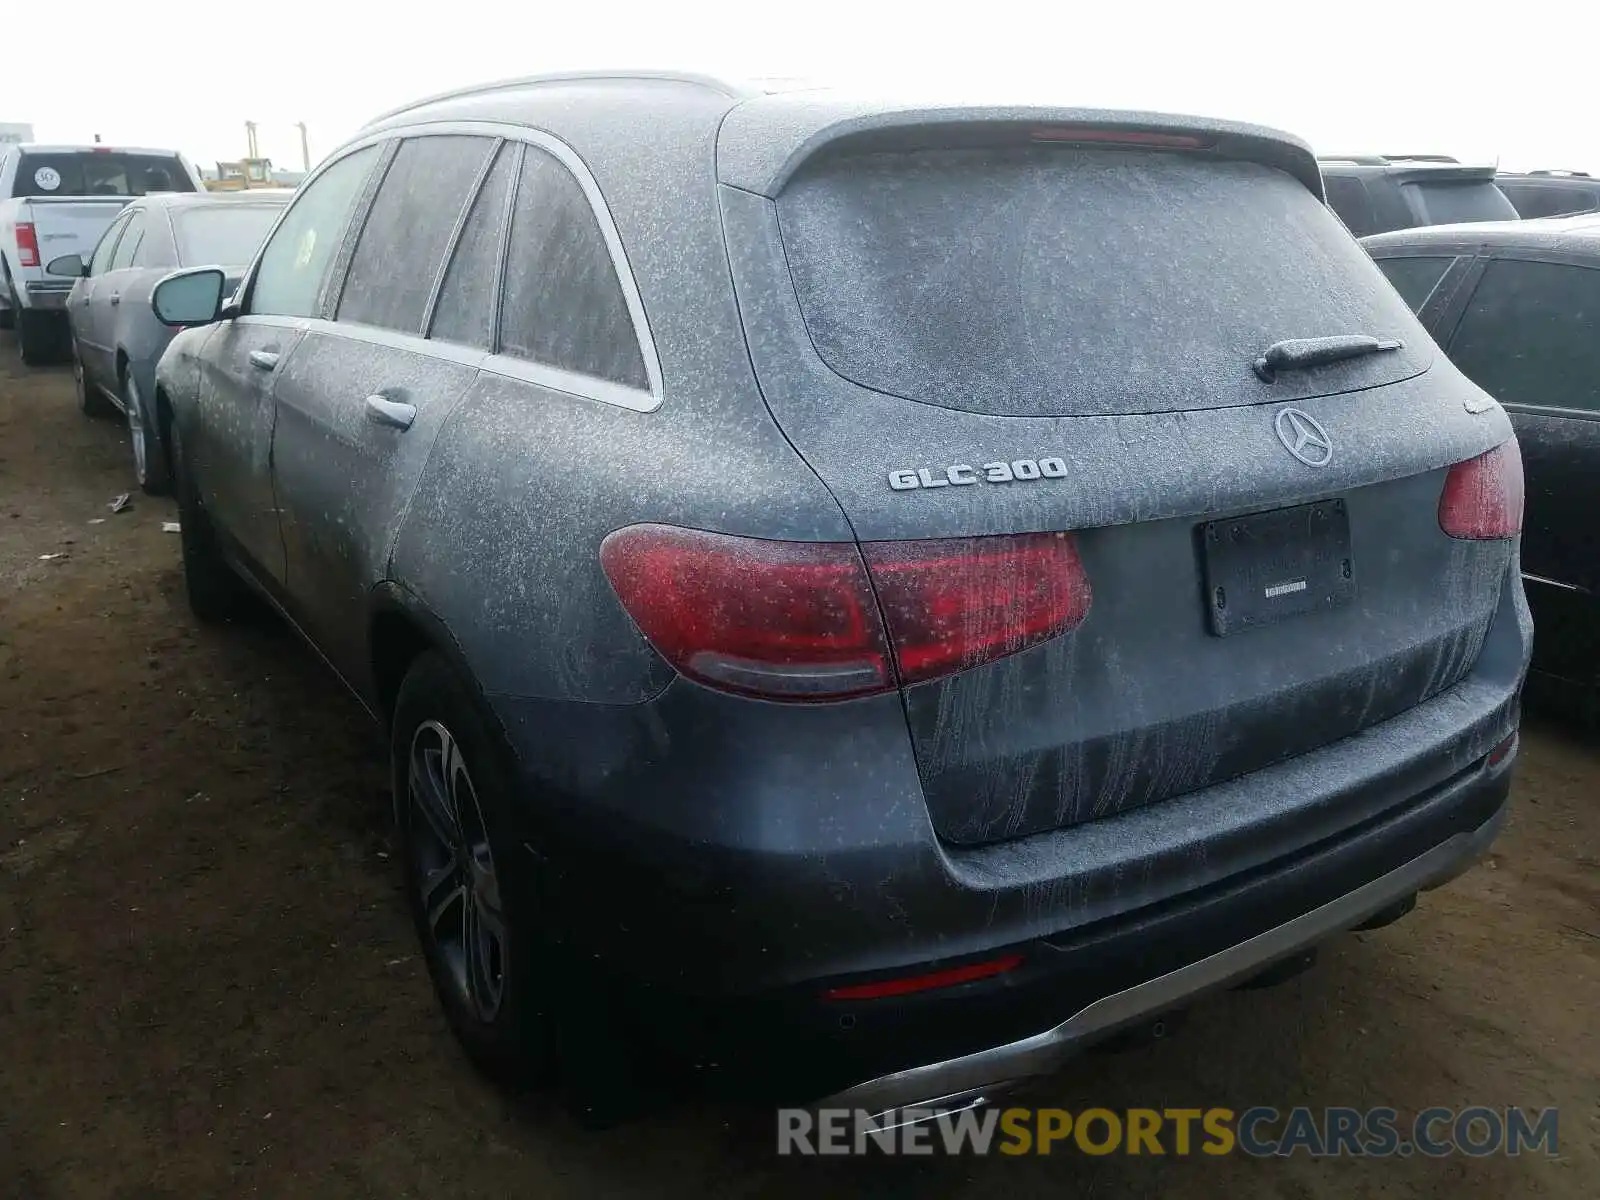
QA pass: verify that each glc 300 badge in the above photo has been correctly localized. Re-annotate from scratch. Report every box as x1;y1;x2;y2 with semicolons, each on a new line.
888;457;1069;491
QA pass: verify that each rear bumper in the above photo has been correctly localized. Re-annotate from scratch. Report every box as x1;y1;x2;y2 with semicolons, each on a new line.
818;795;1506;1115
21;281;72;311
489;565;1528;1098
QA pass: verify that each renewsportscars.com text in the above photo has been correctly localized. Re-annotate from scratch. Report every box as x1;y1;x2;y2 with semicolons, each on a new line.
777;1105;1560;1158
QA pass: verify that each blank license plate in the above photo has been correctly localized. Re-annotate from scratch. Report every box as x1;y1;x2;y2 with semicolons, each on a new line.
1201;500;1354;636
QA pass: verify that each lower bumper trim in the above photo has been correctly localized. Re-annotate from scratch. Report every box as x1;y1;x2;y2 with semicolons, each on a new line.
816;803;1506;1116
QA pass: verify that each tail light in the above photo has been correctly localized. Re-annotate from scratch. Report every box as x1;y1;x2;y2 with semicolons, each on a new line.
599;525;1093;702
15;223;39;268
1031;127;1210;150
1439;440;1524;540
862;533;1092;684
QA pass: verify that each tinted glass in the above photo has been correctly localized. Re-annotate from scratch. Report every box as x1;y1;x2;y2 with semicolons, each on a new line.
1322;174;1375;236
1409;181;1518;226
1376;256;1454;312
110;212;146;270
778;147;1423;417
1449;259;1600;414
174;204;285;266
338;135;496;334
1499;180;1600;220
499;147;647;389
251;145;379;319
14;152;194;197
431;144;515;349
89;215;129;275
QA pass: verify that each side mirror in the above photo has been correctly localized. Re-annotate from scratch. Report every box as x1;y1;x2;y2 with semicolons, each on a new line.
152;267;227;327
46;253;87;279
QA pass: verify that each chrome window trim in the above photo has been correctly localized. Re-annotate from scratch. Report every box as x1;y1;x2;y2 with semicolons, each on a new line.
316;118;664;414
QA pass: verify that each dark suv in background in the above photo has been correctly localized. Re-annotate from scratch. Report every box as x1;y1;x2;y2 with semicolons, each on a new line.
1320;155;1519;236
1494;170;1600;220
145;73;1530;1118
1366;216;1600;712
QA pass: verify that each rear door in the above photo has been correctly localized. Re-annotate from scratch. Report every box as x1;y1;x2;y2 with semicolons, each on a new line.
195;143;383;588
93;207;148;384
721;123;1517;844
1440;255;1600;683
74;209;131;390
269;133;502;686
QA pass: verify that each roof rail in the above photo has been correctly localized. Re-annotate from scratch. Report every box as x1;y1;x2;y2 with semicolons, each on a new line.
1524;168;1593;178
1383;153;1459;163
360;70;753;129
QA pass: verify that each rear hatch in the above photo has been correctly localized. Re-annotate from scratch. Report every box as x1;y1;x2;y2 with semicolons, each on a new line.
717;105;1517;845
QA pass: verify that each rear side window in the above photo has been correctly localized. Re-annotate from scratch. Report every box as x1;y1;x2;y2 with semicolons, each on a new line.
1500;180;1600;220
338;135;497;335
498;147;648;389
110;212;146;271
1407;181;1518;226
431;144;516;350
88;214;129;275
1322;174;1375;236
251;145;379;319
776;146;1423;417
174;204;284;267
14;152;194;197
1448;258;1600;414
1376;255;1455;312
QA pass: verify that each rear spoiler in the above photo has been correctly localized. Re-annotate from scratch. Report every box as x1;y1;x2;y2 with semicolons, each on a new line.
1379;164;1500;185
716;98;1325;200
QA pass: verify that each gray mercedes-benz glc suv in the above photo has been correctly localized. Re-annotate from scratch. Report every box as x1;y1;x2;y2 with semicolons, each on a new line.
146;72;1531;1117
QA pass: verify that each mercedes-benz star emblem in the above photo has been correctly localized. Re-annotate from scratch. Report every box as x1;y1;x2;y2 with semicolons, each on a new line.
1274;408;1333;467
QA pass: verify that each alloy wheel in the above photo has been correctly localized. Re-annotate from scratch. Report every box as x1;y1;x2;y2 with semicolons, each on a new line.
407;719;507;1022
125;376;148;486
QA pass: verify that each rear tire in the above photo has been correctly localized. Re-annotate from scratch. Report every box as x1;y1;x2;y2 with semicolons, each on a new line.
16;309;58;366
171;423;252;622
125;372;170;494
391;652;555;1088
76;346;116;418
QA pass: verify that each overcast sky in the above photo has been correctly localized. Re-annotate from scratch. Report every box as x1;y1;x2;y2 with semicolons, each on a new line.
4;0;1592;174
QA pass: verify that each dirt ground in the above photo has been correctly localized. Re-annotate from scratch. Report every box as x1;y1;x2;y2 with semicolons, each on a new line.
0;330;1594;1199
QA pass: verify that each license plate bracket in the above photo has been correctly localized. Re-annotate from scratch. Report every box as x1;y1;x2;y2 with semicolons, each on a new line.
1201;499;1354;636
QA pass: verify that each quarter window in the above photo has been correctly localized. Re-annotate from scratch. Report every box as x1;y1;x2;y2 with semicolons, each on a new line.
430;144;517;350
1449;258;1600;414
338;135;497;335
88;214;130;276
1376;255;1455;313
250;145;380;319
497;147;647;390
110;212;146;271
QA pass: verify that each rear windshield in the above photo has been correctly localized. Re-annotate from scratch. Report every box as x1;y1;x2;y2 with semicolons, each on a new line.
14;152;195;198
776;146;1425;417
174;204;284;266
1406;180;1518;226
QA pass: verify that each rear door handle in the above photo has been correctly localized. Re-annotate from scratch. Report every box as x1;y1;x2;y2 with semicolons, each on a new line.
365;395;416;430
248;350;279;371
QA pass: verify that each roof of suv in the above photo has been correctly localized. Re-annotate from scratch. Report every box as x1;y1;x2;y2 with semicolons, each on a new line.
1363;212;1600;255
1319;158;1500;184
357;71;1326;198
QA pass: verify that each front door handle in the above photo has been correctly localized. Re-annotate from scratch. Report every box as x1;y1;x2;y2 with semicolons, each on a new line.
108;293;120;306
248;349;279;371
365;394;416;430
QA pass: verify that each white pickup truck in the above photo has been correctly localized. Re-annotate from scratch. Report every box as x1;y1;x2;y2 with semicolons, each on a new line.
0;144;206;363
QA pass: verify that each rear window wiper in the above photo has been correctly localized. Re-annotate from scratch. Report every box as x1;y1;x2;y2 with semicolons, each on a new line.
1253;335;1403;382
